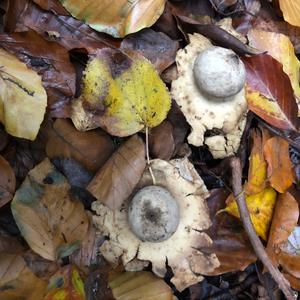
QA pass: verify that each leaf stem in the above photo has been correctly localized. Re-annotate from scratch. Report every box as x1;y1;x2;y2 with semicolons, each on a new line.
145;126;156;185
230;157;297;300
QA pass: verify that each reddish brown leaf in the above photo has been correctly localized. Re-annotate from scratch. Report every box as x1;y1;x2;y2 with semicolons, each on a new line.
46;119;114;173
121;29;179;73
6;0;119;53
279;252;300;279
242;54;299;131
0;154;16;209
149;121;175;160
87;135;146;210
283;272;300;291
32;0;69;15
266;192;299;267
263;136;295;193
0;30;76;118
205;189;256;275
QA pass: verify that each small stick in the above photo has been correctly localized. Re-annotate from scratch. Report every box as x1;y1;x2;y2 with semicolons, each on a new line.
230;157;296;300
145;127;156;185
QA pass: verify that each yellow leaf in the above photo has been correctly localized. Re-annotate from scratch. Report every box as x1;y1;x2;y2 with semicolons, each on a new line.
0;49;47;140
244;129;268;195
279;0;300;27
71;48;171;137
44;265;86;300
61;0;166;38
108;270;173;300
248;29;300;110
224;188;277;240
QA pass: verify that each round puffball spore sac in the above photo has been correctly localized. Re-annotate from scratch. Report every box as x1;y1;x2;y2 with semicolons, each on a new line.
193;46;246;98
128;185;180;243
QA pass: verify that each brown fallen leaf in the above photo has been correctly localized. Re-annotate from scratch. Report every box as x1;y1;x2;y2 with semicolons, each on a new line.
11;158;89;261
32;0;69;15
121;28;179;73
205;189;257;275
283;272;300;291
149;121;175;161
88;135;146;210
244;129;268;195
0;154;16;208
0;253;47;300
6;0;119;53
0;30;76;118
0;232;24;254
46;119;114;173
264;136;295;193
279;252;300;280
266;192;299;267
242;54;299;131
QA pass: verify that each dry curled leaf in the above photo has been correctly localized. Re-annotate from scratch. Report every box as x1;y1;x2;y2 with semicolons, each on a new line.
0;48;47;140
11;158;89;261
108;270;173;300
88;135;146;210
71;48;171;136
0;154;16;208
61;0;166;38
242;54;299;131
46;119;114;173
224;187;277;240
266;192;299;267
248;29;300;110
263;136;295;193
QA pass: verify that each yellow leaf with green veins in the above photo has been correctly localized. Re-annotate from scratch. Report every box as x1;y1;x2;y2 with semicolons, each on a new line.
0;48;47;140
71;48;171;137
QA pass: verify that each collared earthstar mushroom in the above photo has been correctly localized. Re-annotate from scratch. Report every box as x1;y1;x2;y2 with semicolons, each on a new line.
92;158;219;292
171;33;248;159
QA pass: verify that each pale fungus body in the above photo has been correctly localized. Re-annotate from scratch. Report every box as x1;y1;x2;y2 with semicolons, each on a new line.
92;158;219;292
171;33;248;158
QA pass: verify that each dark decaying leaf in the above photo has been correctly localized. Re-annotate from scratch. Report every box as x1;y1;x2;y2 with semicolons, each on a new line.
5;0;119;53
242;54;299;131
87;135;146;210
121;28;179;73
32;0;69;15
266;192;299;267
0;154;15;209
0;30;76;118
205;189;257;275
46;119;114;173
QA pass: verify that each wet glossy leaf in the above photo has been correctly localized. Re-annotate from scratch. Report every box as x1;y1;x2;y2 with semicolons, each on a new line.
61;0;166;38
11;159;89;261
224;187;277;240
44;265;86;300
46;119;114;173
88;135;146;210
279;0;300;27
71;48;171;137
242;54;299;131
264;136;295;193
0;48;47;140
248;29;300;109
0;154;16;208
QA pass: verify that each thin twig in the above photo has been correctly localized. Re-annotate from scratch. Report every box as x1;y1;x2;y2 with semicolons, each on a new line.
145;127;156;185
230;157;296;300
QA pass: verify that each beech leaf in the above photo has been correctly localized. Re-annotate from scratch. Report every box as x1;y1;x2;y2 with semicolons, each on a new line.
242;54;299;131
279;0;300;27
60;0;166;38
71;48;171;137
263;136;295;193
11;158;89;261
87;135;146;210
0;48;47;140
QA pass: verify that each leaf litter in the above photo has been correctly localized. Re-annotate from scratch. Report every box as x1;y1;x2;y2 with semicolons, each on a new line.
1;0;300;299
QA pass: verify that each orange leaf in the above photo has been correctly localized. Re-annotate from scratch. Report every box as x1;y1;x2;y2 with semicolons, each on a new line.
244;129;268;195
279;0;300;27
263;136;295;193
224;187;277;240
266;192;299;267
